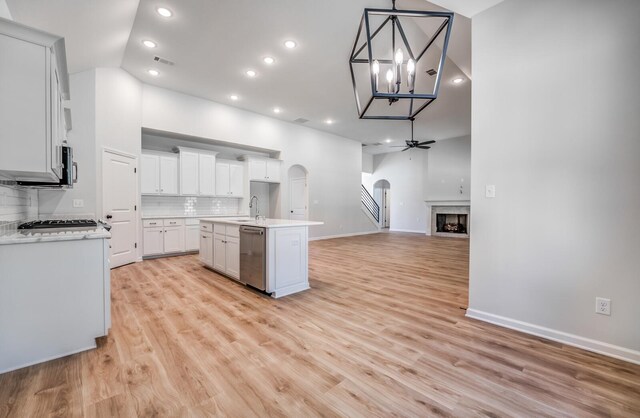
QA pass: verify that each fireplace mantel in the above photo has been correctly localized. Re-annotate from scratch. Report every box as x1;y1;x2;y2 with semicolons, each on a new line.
425;200;471;206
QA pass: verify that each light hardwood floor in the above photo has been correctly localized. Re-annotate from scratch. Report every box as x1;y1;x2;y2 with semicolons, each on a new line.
1;233;639;417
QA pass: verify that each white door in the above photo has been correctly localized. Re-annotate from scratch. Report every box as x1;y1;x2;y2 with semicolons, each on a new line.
383;189;390;228
213;235;226;271
229;163;244;197
225;236;240;279
199;153;216;196
159;155;178;194
215;162;230;196
289;177;307;220
140;154;159;194
103;150;138;268
180;151;199;195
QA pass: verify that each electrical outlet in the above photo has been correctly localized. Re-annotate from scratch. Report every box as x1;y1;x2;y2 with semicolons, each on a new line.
485;185;496;198
595;297;611;315
72;199;84;208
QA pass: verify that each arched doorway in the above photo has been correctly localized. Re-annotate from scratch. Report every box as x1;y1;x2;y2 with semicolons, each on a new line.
288;165;309;221
373;179;391;228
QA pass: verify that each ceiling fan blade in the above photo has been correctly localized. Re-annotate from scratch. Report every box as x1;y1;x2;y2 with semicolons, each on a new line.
418;140;436;145
416;146;431;149
390;146;407;148
401;147;410;152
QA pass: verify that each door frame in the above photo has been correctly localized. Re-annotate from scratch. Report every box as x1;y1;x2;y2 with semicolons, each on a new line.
102;147;140;265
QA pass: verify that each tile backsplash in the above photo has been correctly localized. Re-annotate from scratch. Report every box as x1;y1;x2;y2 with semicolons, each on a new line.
141;195;243;217
0;183;38;224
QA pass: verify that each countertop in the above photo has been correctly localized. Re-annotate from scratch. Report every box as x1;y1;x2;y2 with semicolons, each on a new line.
142;214;249;220
0;222;111;245
199;217;324;229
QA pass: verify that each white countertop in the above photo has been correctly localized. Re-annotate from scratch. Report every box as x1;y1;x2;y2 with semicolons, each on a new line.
199;217;324;229
0;224;111;245
142;214;249;220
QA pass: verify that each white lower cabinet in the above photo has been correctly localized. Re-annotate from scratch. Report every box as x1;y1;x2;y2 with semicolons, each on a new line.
202;222;239;280
199;231;213;266
186;225;200;251
143;218;188;257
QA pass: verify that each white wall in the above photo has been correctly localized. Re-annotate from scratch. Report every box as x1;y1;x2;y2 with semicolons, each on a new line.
469;0;640;362
426;135;471;201
362;152;374;174
141;85;375;238
39;70;96;217
0;0;12;20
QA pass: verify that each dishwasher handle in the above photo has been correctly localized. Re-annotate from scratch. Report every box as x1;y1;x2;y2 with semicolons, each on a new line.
240;226;265;235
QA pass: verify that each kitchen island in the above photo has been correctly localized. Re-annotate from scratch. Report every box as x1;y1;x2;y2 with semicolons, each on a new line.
199;218;323;298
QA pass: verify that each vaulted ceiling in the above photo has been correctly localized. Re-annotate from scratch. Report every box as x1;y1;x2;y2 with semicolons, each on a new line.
6;0;499;153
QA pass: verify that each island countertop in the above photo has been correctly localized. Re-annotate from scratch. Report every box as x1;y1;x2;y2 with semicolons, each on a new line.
199;217;323;229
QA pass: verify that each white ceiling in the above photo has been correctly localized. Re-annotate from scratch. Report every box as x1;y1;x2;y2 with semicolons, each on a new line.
427;0;506;17
6;0;487;154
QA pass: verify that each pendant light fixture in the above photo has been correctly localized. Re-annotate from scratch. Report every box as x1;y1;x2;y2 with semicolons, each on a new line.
349;0;454;120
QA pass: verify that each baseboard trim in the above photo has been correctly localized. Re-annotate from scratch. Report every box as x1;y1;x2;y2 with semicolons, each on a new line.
389;228;426;234
466;309;640;365
309;230;380;241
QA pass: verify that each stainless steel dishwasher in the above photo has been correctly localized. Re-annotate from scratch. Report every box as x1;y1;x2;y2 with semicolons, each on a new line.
239;226;266;290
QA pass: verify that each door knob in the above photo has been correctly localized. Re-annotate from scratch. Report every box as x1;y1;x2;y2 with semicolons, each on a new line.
106;214;113;219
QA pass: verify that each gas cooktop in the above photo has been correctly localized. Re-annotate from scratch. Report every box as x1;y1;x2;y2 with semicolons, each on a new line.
18;219;98;230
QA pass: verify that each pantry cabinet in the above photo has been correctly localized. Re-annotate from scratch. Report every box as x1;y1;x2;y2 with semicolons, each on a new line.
216;160;244;197
0;19;71;182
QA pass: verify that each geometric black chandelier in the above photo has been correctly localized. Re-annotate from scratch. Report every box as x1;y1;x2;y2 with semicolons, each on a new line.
349;0;454;120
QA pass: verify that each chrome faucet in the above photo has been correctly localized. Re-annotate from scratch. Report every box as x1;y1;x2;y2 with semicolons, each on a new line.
249;195;261;221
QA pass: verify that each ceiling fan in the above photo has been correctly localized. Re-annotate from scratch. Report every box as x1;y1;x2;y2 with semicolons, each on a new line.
391;119;436;152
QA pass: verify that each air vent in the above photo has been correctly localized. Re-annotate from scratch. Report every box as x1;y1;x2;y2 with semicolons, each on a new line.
293;118;309;124
363;142;382;147
154;56;175;66
426;68;437;76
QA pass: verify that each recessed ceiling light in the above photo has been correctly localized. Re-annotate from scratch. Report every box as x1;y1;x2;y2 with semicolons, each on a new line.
385;138;392;143
246;70;257;77
325;119;334;124
142;40;157;48
284;40;297;49
273;107;281;114
147;69;159;76
452;77;465;84
156;7;173;17
230;95;239;101
263;56;275;65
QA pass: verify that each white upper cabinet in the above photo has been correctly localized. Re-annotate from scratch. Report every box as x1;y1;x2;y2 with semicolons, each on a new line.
215;160;244;198
198;153;216;196
179;149;199;196
0;19;70;182
247;157;281;183
141;152;178;195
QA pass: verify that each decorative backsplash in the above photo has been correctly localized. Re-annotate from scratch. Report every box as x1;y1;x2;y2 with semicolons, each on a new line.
0;183;38;225
141;195;243;217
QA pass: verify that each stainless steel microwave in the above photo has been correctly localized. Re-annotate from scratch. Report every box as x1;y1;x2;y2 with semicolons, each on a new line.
17;145;77;189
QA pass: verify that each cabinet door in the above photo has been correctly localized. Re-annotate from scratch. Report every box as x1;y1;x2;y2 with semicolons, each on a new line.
141;154;160;194
229;163;244;197
163;226;185;253
199;231;213;266
213;234;226;272
266;160;281;183
159;155;178;194
225;236;240;279
186;225;200;251
249;159;267;181
143;227;164;255
50;60;63;179
198;153;216;196
180;151;199;195
215;162;230;196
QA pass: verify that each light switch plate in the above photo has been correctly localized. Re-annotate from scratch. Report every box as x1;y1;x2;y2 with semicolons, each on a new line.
485;185;496;198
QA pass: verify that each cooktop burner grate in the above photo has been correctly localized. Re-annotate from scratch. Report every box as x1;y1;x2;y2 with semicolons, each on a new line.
18;219;98;230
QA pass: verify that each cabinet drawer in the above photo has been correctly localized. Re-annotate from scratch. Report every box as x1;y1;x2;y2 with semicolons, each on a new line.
225;225;240;238
163;218;184;227
143;219;163;228
214;223;226;236
200;222;213;232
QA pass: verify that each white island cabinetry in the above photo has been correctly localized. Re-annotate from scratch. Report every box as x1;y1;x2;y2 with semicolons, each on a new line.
199;218;322;298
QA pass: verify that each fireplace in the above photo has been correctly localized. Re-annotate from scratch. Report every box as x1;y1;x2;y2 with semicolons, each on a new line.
436;214;468;234
427;202;470;238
